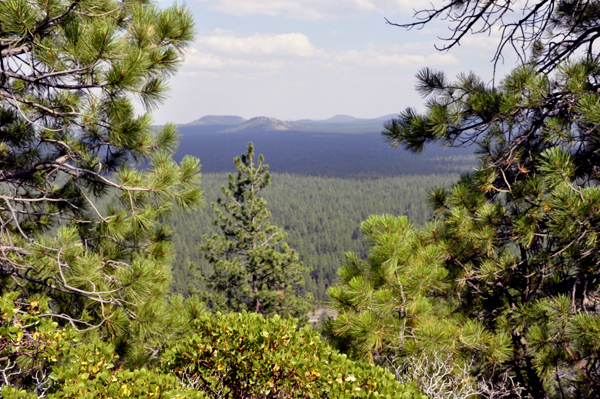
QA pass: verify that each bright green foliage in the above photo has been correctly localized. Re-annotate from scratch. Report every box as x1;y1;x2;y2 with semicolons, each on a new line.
0;292;203;399
328;61;600;397
0;0;201;345
2;344;205;399
160;311;426;399
325;215;509;393
0;292;74;391
197;143;312;320
44;343;204;399
1;292;424;399
327;214;511;364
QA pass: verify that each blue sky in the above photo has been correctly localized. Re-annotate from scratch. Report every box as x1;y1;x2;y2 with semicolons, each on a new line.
153;0;515;124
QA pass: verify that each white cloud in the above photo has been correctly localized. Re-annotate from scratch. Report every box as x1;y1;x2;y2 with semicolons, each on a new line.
335;49;459;67
182;30;459;75
198;32;319;56
195;0;438;20
184;52;285;71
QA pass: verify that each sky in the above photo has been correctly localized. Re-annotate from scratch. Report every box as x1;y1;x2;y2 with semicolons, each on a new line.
152;0;517;125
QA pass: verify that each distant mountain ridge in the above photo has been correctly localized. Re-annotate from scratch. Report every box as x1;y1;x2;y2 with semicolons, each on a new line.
187;115;247;126
299;114;397;125
182;113;398;134
223;117;309;133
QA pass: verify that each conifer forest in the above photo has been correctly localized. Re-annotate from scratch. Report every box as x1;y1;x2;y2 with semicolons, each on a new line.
4;1;600;398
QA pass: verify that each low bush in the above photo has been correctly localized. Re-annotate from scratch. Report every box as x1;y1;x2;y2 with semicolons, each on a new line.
1;294;425;399
161;311;426;398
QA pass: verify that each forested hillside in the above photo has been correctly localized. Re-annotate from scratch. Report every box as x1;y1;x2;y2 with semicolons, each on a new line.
170;172;463;300
169;126;476;301
85;123;475;301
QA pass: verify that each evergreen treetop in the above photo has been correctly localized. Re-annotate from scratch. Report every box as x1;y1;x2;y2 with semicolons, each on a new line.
198;143;312;321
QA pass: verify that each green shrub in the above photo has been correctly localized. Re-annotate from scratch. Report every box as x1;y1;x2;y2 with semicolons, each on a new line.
161;311;426;399
44;342;204;399
3;343;204;399
0;293;202;399
0;292;73;396
1;293;425;399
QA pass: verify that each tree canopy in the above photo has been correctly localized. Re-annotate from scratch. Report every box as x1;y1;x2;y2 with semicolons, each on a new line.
324;1;600;398
0;0;201;344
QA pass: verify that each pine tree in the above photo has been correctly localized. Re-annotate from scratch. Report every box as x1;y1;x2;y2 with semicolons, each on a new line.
198;143;312;321
330;62;600;398
326;2;600;398
0;0;201;346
